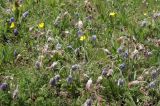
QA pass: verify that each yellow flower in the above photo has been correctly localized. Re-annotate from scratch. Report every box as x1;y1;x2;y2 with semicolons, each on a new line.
12;6;16;12
80;35;86;41
144;13;147;16
109;12;116;17
38;22;45;29
10;22;15;28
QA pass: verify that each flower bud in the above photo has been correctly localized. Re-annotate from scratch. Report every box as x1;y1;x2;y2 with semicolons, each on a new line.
22;11;29;18
117;79;124;86
66;75;73;84
86;78;92;90
148;81;156;88
71;64;80;71
91;35;97;41
14;29;19;36
84;98;92;106
0;83;8;91
119;63;126;71
151;70;157;80
10;17;15;23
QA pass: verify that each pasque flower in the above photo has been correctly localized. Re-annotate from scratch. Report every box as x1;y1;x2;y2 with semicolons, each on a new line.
84;98;92;106
22;11;29;18
117;78;124;86
14;29;19;36
0;83;8;91
86;78;92;90
66;75;73;84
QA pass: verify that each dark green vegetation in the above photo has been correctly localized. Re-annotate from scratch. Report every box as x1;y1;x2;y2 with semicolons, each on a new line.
0;0;160;106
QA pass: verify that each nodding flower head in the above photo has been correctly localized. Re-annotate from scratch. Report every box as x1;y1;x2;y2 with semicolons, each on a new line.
49;75;60;87
77;30;83;37
84;98;92;106
102;68;107;76
35;60;41;70
66;75;73;84
55;75;60;81
148;81;156;88
117;78;124;86
0;83;8;91
14;49;18;58
22;11;29;18
151;69;158;80
123;50;129;58
71;64;80;71
119;63;126;71
10;17;15;23
117;47;123;54
86;78;92;90
56;43;62;50
49;78;56;87
91;35;97;41
14;29;19;36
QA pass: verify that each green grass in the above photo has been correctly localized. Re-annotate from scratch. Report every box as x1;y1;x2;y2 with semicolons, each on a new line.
0;0;160;106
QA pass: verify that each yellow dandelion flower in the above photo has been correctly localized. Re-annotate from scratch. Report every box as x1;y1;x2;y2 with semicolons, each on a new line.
10;22;15;29
80;35;86;41
38;22;45;29
109;12;116;17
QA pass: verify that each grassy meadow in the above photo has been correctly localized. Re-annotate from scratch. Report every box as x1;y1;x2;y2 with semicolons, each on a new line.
0;0;160;106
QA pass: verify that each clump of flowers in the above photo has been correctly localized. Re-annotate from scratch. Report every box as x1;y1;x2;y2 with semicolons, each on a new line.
49;75;60;87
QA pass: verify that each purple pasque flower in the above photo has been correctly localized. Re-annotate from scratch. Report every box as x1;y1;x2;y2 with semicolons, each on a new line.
66;75;73;84
14;29;19;36
151;69;158;80
0;83;8;91
22;11;29;18
148;81;156;88
117;78;124;86
91;35;97;41
119;63;126;71
102;68;107;76
10;17;15;23
84;98;92;106
49;75;60;87
71;64;80;71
